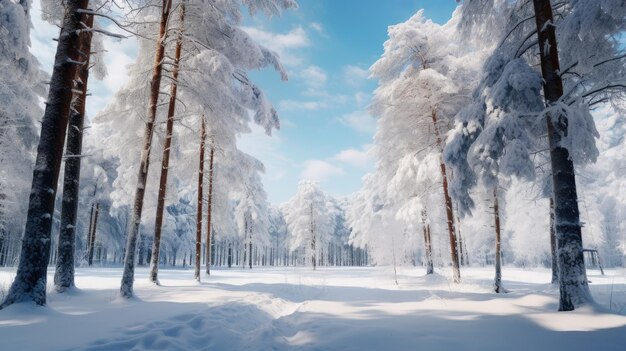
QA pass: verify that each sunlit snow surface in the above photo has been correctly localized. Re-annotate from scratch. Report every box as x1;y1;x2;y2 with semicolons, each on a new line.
1;266;625;350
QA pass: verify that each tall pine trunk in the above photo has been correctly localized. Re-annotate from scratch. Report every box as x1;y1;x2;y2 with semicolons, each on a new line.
205;143;214;275
421;210;434;274
54;13;94;291
120;0;172;298
149;3;186;285
0;0;90;308
493;187;504;293
195;119;205;282
430;109;460;282
532;0;591;311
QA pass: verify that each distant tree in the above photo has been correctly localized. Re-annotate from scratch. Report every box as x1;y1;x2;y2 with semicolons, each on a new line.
283;181;333;270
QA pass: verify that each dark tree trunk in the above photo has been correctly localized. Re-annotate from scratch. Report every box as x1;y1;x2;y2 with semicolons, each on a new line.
493;188;504;293
88;202;99;266
149;3;186;285
120;0;172;298
431;110;460;282
85;199;95;258
195;119;205;282
532;0;591;311
205;144;214;275
421;210;434;275
54;13;94;291
0;0;90;308
549;197;558;284
228;243;232;268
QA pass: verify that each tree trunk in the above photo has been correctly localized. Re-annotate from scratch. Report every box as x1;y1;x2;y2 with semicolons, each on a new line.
205;144;215;275
549;197;558;284
149;3;186;285
0;0;90;309
228;243;232;268
457;213;465;266
532;0;591;311
493;187;504;293
54;13;94;291
120;0;173;298
88;201;99;266
421;210;434;274
249;240;253;269
430;109;461;283
310;203;316;270
195;119;205;282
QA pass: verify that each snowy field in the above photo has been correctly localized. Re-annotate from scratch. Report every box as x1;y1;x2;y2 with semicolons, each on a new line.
1;266;626;351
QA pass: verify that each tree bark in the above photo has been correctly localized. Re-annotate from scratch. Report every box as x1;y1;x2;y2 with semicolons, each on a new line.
228;243;232;268
421;210;434;274
120;0;173;298
456;212;465;266
549;197;558;284
205;143;214;275
195;119;205;282
149;2;186;285
532;0;591;311
88;201;99;266
310;203;316;270
430;109;461;282
54;13;94;291
0;0;90;308
248;218;253;270
493;187;504;293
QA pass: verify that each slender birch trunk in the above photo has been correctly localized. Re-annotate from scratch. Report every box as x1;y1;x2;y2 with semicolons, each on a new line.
421;209;434;274
120;0;173;298
54;13;94;291
205;143;215;275
149;2;186;285
493;187;504;293
195;119;205;282
532;0;591;311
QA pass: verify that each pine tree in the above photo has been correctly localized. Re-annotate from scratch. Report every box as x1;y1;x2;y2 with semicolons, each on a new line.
54;12;95;291
120;0;172;298
531;0;591;311
0;0;90;309
149;1;186;285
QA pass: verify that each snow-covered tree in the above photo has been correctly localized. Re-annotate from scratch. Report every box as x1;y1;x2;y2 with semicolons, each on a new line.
283;180;333;270
0;0;46;270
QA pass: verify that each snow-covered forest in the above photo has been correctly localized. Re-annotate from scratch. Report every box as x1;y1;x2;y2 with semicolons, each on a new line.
1;0;625;350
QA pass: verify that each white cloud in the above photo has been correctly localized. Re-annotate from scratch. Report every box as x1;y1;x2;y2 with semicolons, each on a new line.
242;26;310;66
354;91;370;107
309;22;324;34
301;160;344;182
343;65;370;86
340;110;377;134
333;146;373;170
300;65;327;88
279;100;328;111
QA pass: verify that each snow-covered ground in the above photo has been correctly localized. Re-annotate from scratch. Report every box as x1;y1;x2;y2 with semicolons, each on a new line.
1;266;625;350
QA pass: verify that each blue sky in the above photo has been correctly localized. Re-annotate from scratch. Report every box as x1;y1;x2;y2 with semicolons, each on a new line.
28;0;459;204
238;1;458;203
